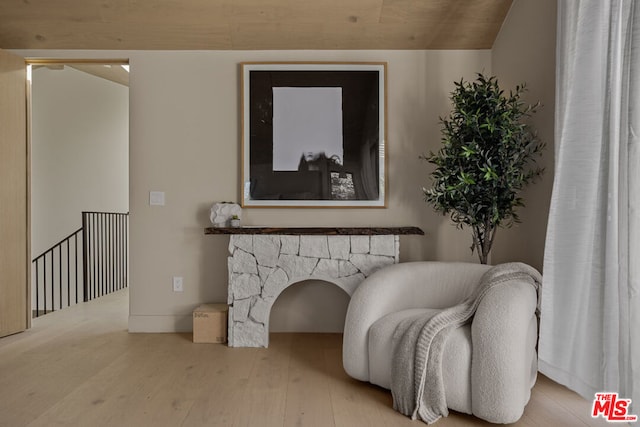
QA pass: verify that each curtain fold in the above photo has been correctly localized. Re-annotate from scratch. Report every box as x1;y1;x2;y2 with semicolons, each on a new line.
539;0;639;410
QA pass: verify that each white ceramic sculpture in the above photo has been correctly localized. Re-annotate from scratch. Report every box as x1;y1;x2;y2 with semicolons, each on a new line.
210;202;242;227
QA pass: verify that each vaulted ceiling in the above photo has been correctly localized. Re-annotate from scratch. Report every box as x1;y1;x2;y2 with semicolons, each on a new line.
0;0;512;50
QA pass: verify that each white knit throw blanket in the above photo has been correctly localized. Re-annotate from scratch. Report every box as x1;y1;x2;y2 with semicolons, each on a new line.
390;262;542;424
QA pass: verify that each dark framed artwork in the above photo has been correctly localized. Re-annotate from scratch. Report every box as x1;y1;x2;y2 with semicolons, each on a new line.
241;62;387;207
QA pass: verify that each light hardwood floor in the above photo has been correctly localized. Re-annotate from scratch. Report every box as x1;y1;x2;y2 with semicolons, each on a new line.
0;289;608;427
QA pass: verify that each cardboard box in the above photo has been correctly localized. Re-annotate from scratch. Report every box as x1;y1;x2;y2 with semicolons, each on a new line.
193;303;228;343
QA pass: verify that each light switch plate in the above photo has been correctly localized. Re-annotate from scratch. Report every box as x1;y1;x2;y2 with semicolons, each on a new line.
149;191;165;206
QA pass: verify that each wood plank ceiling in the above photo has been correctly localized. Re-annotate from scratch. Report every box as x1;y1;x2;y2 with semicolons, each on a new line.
0;0;512;50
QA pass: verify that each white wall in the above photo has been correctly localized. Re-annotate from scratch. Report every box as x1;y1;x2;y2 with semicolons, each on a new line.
128;50;491;332
31;66;129;257
19;49;491;332
491;0;557;271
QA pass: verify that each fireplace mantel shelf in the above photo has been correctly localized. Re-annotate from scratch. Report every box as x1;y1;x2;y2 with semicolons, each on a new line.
204;226;424;236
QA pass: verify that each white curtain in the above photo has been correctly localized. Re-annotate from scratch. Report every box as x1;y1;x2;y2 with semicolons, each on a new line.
539;0;640;410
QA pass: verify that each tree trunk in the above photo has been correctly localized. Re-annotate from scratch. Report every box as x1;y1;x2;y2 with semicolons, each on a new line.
478;248;489;264
472;224;495;264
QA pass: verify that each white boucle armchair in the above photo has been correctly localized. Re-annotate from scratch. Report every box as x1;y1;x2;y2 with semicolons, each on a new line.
342;261;539;424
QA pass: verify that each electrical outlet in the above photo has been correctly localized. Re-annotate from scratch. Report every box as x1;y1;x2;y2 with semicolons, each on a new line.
172;276;184;292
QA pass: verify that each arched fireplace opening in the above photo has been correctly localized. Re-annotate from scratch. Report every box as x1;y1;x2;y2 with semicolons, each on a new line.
270;279;350;333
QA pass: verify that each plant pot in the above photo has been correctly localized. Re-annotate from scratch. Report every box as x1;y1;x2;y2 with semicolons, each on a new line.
230;219;241;227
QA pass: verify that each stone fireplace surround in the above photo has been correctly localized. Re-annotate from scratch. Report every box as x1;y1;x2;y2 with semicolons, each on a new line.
205;227;423;347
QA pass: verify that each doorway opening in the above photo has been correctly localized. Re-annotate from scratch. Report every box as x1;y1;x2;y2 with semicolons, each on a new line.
27;60;130;318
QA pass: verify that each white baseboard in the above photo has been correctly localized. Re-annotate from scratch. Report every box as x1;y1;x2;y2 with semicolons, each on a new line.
128;314;192;332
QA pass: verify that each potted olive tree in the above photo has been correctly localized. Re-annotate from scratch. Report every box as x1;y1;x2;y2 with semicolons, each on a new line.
422;73;545;264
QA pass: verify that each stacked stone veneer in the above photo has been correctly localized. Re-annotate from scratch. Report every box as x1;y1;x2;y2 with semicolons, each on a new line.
227;234;400;347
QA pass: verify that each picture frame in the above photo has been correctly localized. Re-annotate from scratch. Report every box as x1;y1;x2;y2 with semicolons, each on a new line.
240;62;387;208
